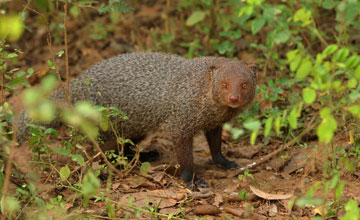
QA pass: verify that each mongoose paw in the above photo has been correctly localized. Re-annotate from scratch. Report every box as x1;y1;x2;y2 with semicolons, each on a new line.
186;178;209;189
213;156;240;170
216;160;240;170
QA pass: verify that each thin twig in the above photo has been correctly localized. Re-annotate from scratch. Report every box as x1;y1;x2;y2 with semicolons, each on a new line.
63;0;71;104
23;6;68;100
88;137;123;176
229;114;319;178
1;117;18;220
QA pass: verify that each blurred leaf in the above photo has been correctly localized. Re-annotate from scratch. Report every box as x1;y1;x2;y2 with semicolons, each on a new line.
231;128;244;139
140;162;151;176
288;107;297;129
40;74;58;93
302;87;316;104
354;65;360;80
70;5;80;17
345;55;359;68
59;165;71;181
347;79;357;88
34;0;50;11
0;15;24;42
274;114;281;135
322;0;337;9
81;171;100;196
323;44;338;56
264;117;273;138
250;130;258;145
296;197;324;207
333;48;349;62
274;30;290;44
72;154;85;166
317;107;337;144
251;17;266;35
293;8;312;26
296;59;313;79
186;11;206;26
340;200;360;220
243;120;261;131
347;105;360;118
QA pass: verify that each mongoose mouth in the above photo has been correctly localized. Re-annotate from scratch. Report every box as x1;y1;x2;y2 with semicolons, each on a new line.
228;103;242;108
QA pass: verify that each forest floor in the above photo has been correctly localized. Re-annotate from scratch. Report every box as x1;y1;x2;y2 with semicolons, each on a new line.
5;2;360;219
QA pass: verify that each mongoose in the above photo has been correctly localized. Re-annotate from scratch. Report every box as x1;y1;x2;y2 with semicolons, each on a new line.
18;52;257;187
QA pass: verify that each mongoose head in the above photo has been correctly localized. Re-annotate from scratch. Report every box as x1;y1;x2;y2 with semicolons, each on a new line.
210;61;257;109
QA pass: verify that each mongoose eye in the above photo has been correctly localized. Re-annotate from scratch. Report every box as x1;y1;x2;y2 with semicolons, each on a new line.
222;82;228;89
242;83;248;89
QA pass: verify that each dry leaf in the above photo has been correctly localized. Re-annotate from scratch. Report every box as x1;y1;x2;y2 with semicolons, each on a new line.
119;189;187;209
250;185;293;200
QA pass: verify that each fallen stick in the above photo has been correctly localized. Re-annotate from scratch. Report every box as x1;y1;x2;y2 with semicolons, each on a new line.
229;114;318;178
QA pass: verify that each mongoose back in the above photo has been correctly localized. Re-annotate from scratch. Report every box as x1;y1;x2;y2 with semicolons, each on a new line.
19;52;257;187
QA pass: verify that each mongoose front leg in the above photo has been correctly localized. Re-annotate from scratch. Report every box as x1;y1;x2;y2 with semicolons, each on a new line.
206;126;240;170
174;136;209;188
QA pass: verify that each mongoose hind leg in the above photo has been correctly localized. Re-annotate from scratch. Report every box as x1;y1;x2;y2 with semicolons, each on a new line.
206;126;240;170
174;136;209;188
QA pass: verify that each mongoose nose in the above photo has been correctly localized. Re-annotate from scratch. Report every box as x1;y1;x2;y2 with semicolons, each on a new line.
229;95;240;104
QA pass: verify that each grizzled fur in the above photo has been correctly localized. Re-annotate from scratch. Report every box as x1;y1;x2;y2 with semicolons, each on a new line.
18;52;257;187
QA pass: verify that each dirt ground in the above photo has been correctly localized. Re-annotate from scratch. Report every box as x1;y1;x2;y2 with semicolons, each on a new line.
5;2;360;219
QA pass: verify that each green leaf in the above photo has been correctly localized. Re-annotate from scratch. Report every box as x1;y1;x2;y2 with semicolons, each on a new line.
40;74;58;93
293;8;312;26
7;53;18;59
274;31;290;44
6;77;27;89
251;17;266;35
290;53;302;71
243;120;261;131
323;44;338;56
288;107;297;129
296;197;324;207
296;60;313;79
99;114;109;131
264;117;273;138
71;154;85;166
354;65;360;80
348;105;360;118
70;5;80;17
302;87;316;104
0;15;24;42
140;162;151;176
82;171;100;196
333;48;349;62
106;199;116;218
347;78;357;88
317;107;337;144
345;55;359;68
75;101;100;121
322;0;337;9
340;200;360;220
329;172;339;189
250;130;258;145
186;11;206;26
59;165;71;181
231;128;244;139
44;128;58;136
274;114;281;135
335;181;344;200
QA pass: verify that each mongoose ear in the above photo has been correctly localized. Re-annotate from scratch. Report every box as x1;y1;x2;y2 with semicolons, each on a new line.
207;63;222;82
247;64;259;80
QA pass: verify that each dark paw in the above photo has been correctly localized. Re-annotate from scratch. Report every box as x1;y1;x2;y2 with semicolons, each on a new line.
214;158;240;170
186;178;209;189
